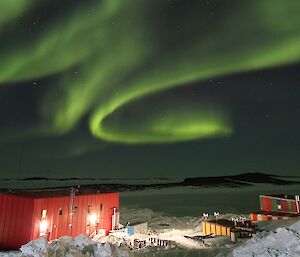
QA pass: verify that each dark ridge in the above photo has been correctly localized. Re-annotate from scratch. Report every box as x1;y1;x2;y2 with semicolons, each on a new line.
264;174;300;179
182;172;297;186
22;177;97;181
1;177;175;182
0;172;298;194
229;172;296;185
181;177;250;187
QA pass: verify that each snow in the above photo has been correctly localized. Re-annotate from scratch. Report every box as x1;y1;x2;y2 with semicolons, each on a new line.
0;234;128;257
158;228;206;249
1;217;300;257
232;220;300;257
20;237;48;257
0;253;21;257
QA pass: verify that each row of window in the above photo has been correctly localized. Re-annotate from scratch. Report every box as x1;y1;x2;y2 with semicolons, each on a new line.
42;204;103;216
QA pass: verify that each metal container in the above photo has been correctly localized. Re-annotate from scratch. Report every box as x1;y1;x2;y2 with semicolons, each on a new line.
260;195;298;214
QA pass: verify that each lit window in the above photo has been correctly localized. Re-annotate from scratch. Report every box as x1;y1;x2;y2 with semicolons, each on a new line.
40;220;48;233
89;213;97;225
41;209;47;219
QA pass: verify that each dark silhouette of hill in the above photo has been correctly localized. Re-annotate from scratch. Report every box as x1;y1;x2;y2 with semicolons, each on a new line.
0;172;299;195
182;172;296;187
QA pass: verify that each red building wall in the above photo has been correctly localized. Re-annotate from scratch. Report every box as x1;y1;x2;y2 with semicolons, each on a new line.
31;193;119;241
0;194;34;249
260;195;272;212
260;195;299;214
0;192;119;249
281;200;287;212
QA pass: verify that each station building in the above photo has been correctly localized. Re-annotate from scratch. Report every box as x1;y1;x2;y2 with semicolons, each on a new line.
0;190;119;249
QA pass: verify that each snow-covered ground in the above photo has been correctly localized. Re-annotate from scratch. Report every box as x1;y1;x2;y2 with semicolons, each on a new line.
1;220;300;257
231;219;300;257
0;235;129;257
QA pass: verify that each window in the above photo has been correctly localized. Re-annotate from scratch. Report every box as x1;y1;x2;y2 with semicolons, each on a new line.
100;203;103;212
41;209;47;219
59;208;63;215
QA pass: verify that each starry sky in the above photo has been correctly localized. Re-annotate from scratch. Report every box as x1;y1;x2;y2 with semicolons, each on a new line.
0;0;299;179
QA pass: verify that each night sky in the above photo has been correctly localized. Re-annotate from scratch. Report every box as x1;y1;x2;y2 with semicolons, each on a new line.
0;0;299;179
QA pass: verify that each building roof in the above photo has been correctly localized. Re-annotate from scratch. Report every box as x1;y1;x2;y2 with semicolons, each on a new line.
252;211;300;217
204;219;253;229
262;194;299;200
130;222;148;226
0;187;118;199
204;219;235;228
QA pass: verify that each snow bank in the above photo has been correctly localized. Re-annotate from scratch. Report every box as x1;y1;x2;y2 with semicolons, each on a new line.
20;237;48;257
0;252;21;257
232;220;300;257
0;235;129;257
158;229;205;249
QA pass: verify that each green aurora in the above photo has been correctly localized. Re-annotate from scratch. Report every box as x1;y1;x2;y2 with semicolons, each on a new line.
1;0;300;145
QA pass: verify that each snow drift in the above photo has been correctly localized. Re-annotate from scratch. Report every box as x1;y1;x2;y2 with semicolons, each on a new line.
232;220;300;257
0;234;128;257
1;219;300;257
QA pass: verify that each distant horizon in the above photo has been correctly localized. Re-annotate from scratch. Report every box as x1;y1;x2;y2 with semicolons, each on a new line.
1;170;300;181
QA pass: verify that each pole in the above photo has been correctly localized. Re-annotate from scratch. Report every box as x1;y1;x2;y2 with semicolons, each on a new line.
69;187;75;233
295;195;300;214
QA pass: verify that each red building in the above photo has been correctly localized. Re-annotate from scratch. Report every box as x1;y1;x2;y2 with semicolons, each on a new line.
260;194;299;214
0;191;119;249
251;194;300;222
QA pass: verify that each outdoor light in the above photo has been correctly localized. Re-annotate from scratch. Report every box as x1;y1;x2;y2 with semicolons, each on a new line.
89;213;97;225
40;220;48;232
214;212;220;219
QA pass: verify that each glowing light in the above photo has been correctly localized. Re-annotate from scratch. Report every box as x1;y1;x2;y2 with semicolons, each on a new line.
40;220;48;233
89;214;97;225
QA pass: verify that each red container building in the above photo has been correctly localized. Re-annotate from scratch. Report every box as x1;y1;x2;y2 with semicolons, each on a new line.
0;191;119;249
260;194;299;214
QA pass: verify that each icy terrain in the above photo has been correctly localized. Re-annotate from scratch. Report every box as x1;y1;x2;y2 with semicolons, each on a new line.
0;235;129;257
231;220;300;257
1;220;300;257
0;218;300;257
